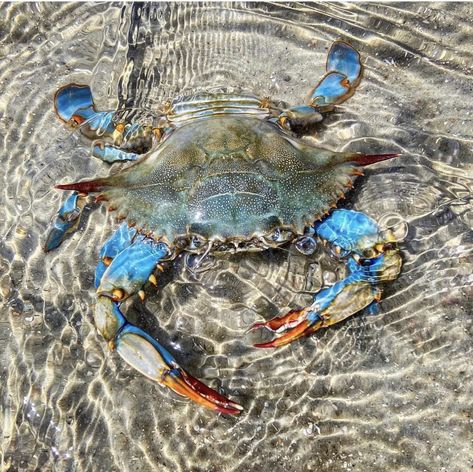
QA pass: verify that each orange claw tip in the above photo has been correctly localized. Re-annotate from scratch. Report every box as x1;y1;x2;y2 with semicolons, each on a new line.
253;341;279;349
183;372;244;414
248;309;306;334
253;318;314;349
245;321;267;333
164;369;243;415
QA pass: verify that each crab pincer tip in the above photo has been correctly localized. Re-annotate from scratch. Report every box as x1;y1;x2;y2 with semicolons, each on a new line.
245;321;267;334
253;340;279;349
164;369;243;415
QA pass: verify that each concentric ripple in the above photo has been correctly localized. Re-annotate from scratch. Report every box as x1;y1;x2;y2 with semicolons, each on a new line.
1;3;472;472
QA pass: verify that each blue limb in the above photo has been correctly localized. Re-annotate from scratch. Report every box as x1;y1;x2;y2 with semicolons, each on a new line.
54;84;156;162
96;236;168;301
277;40;363;129
251;209;401;348
94;223;137;288
92;236;242;414
54;84;115;133
54;84;96;123
326;41;362;86
92;143;139;163
309;72;352;109
44;192;87;252
309;40;362;111
314;209;381;256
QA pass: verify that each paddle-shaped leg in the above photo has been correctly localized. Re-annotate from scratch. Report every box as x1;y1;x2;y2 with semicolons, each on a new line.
93;229;243;415
54;84;158;162
250;209;402;348
279;40;363;129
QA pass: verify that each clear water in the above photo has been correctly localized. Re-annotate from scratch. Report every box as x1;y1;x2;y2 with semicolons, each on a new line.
1;3;472;471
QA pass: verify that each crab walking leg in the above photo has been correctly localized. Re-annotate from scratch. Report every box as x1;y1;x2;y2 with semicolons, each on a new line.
278;40;363;129
94;236;243;414
252;210;402;348
44;192;88;252
54;84;154;162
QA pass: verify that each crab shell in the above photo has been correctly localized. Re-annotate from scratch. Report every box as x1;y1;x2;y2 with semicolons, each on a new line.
57;98;393;254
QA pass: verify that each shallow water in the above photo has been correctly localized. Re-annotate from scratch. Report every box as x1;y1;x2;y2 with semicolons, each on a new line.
1;2;472;471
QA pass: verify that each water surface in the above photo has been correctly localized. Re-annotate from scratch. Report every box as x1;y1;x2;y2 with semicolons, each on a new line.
1;3;472;471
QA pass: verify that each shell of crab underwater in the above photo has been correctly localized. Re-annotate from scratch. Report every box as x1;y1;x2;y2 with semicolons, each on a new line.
45;41;402;415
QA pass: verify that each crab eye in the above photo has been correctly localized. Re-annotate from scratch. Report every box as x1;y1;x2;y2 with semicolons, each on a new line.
265;227;294;244
189;234;206;250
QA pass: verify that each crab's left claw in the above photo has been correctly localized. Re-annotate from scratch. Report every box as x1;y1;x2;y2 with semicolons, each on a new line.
92;231;242;414
44;192;87;252
252;210;402;348
119;324;244;414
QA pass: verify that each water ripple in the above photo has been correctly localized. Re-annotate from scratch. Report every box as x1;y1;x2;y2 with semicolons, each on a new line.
1;2;472;472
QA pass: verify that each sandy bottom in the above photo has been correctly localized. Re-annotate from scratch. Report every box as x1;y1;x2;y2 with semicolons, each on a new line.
1;3;472;471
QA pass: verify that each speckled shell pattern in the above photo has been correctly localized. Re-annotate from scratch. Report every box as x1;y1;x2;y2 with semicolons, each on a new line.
92;115;362;243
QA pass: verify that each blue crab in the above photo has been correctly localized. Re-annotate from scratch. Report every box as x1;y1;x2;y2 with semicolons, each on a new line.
45;41;402;415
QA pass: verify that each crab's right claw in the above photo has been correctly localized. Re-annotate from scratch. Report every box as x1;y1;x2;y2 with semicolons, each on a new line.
309;40;363;110
251;281;381;348
44;191;87;252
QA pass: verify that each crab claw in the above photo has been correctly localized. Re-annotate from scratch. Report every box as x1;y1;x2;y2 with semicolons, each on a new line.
95;297;242;414
95;298;242;414
162;366;244;415
253;308;320;348
92;236;242;414
112;323;243;414
253;281;380;348
248;309;309;334
253;209;401;349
